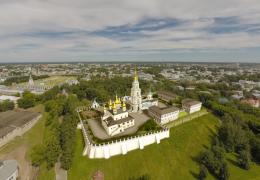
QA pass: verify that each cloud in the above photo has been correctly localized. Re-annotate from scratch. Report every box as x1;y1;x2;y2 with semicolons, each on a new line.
0;0;260;62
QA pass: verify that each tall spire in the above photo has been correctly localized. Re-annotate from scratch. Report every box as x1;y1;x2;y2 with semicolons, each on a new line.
134;66;138;81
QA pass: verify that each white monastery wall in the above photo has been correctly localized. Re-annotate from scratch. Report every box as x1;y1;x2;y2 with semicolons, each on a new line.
76;107;170;159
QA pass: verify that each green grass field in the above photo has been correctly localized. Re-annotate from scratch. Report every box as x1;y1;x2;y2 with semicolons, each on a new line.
16;75;77;87
1;109;259;180
68;114;219;180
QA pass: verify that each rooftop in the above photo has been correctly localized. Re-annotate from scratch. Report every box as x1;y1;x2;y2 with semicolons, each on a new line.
182;99;201;107
149;105;179;115
0;110;40;138
0;160;18;180
104;115;134;127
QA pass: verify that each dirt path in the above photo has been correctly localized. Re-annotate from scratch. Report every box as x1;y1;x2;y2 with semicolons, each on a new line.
0;145;36;180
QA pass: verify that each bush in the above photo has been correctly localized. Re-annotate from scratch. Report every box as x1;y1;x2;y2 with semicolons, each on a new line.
138;119;160;132
18;91;36;109
199;164;208;180
0;100;15;112
238;150;250;170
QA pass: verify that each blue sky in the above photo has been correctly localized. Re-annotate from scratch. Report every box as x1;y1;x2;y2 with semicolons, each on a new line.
0;0;260;62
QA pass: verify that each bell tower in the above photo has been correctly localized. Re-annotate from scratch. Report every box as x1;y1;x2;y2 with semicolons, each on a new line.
130;67;142;112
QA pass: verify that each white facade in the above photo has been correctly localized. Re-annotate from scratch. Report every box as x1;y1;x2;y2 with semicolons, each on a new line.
149;106;179;125
91;99;100;109
141;99;158;110
183;102;202;114
28;74;34;87
160;111;179;124
79;120;169;159
130;70;142;112
101;108;135;136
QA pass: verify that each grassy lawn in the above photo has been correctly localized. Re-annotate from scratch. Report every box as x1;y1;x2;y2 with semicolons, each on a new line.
68;113;220;180
179;111;188;118
226;153;260;180
16;75;77;87
37;163;55;180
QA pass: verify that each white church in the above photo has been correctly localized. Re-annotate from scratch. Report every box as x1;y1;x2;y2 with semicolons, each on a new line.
100;69;158;136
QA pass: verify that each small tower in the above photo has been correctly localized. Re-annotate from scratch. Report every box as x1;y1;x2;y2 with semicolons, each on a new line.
112;102;117;114
28;73;34;87
147;89;153;101
122;101;126;111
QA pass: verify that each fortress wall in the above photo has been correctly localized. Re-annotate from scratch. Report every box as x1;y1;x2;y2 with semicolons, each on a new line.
85;129;169;159
77;107;170;159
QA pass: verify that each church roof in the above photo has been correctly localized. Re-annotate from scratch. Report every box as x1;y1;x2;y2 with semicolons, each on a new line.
182;99;201;107
104;115;134;127
149;105;179;115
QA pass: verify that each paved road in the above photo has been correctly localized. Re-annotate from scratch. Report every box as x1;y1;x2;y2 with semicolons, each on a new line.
55;162;67;180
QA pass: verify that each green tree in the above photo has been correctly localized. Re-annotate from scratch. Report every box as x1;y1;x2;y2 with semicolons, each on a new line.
238;150;250;170
30;144;46;166
45;134;61;169
199;164;208;180
17;91;36;109
0;100;15;112
218;163;229;180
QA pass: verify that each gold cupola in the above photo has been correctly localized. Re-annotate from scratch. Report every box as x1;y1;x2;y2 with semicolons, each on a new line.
112;102;117;114
134;67;138;81
122;101;126;111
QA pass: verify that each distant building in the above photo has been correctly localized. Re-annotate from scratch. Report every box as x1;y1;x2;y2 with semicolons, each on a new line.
241;98;260;108
149;105;179;125
141;90;158;110
231;90;244;100
182;99;202;114
28;74;34;87
158;91;176;102
252;90;260;99
0;160;19;180
91;99;100;109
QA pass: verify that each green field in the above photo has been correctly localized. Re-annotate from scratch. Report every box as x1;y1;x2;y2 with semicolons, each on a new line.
16;75;77;87
1;110;259;180
68;114;217;180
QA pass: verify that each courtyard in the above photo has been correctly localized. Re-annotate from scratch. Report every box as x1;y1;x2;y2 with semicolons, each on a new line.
86;112;150;140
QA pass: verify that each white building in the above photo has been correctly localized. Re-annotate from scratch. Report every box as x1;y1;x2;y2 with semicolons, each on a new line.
91;99;100;109
130;69;158;111
149;106;179;125
101;99;135;136
0;160;19;180
28;74;34;87
130;69;142;112
182;99;202;114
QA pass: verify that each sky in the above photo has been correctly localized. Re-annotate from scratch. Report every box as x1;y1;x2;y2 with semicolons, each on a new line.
0;0;260;63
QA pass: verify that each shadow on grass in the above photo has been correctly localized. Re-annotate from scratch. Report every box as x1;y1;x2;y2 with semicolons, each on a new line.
189;170;199;179
227;156;240;168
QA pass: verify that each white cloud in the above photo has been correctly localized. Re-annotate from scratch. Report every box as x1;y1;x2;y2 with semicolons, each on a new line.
0;0;260;61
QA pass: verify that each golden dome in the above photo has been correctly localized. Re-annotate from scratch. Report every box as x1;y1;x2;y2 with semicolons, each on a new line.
115;94;120;104
122;101;126;107
134;67;138;81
